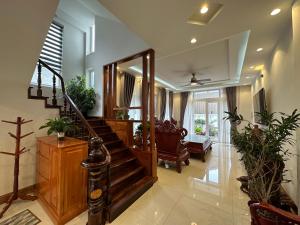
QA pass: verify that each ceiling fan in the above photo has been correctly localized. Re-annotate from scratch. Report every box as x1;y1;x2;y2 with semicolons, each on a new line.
181;73;212;87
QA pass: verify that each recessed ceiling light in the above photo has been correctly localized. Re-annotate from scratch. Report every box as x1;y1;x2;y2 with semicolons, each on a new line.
250;66;255;69
270;8;281;16
117;66;120;70
191;38;197;44
146;55;150;59
246;76;252;79
200;6;209;14
256;48;263;52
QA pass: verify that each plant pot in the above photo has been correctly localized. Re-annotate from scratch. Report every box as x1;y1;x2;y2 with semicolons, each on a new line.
248;201;278;225
57;132;65;141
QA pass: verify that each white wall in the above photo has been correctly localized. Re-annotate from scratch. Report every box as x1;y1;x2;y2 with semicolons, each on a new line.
252;2;300;204
86;16;149;116
0;0;59;195
237;85;252;123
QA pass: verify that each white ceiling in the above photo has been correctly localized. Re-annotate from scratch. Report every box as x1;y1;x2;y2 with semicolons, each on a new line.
98;0;293;91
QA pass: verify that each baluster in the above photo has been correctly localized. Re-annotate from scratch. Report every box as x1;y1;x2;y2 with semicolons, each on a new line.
52;74;57;106
63;98;67;114
37;62;42;97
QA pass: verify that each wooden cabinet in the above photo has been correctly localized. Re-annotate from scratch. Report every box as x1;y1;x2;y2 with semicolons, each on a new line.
36;136;88;225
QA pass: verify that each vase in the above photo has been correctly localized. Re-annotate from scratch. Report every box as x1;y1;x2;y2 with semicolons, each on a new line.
57;132;65;141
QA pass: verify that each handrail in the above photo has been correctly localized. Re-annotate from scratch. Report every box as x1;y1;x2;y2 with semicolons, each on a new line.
38;59;66;93
37;59;111;164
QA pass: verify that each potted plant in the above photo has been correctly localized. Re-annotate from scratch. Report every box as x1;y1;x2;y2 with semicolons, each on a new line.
39;117;77;141
194;126;203;135
66;76;96;117
224;108;300;221
134;122;151;147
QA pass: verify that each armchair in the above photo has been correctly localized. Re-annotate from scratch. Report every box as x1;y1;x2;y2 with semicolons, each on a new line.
155;120;190;173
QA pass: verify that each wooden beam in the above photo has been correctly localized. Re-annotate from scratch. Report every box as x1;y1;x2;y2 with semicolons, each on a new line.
103;49;154;67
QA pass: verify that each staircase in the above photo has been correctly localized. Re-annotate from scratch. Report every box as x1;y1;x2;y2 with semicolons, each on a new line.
87;118;153;221
28;59;153;223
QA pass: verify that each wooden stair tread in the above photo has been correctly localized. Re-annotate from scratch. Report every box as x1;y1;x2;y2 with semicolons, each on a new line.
28;96;49;100
110;146;129;155
98;132;115;137
111;176;153;203
110;166;144;187
103;140;122;146
111;155;136;169
109;176;153;222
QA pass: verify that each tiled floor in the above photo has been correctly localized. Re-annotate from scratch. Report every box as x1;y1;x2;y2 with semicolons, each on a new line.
0;143;251;225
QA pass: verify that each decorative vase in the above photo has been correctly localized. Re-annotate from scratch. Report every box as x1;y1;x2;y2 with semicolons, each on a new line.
57;132;65;141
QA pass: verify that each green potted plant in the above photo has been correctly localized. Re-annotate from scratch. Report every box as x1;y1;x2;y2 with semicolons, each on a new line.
224;108;300;223
194;126;203;135
66;76;96;117
39;117;77;141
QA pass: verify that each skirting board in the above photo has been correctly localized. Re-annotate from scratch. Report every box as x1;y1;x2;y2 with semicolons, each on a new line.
0;185;36;205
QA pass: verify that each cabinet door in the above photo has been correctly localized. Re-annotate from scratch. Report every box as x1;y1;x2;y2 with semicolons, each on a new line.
62;145;87;214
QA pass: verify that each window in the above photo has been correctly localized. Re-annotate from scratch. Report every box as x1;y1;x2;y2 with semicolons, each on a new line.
31;21;64;86
193;90;220;141
86;24;95;54
87;69;95;88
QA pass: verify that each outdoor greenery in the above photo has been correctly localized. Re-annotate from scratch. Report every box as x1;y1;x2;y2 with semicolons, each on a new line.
66;76;96;116
224;108;300;204
39;117;77;136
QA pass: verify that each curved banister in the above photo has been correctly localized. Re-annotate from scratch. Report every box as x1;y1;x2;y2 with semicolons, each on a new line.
37;59;111;164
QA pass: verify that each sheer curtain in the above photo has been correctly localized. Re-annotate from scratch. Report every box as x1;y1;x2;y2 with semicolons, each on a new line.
183;92;194;134
219;89;231;143
128;78;142;120
165;90;170;121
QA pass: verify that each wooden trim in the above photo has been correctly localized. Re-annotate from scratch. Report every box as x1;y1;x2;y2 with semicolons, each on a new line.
103;66;108;118
0;184;36;205
103;49;154;66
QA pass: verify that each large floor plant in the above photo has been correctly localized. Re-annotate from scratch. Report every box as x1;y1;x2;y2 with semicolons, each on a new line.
66;76;96;117
224;108;300;206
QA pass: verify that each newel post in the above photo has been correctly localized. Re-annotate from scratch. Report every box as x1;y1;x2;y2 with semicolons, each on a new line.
81;137;108;225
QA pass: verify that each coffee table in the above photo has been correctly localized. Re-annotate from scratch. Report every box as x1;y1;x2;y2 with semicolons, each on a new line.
185;134;212;162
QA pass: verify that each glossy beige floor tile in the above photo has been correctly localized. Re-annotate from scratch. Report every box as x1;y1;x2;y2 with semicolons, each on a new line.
0;143;251;225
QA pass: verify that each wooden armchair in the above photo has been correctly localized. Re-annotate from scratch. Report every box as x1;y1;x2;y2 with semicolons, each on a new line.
249;202;300;225
155;120;190;173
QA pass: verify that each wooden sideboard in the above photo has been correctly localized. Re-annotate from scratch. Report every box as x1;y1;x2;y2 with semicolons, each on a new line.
36;136;88;225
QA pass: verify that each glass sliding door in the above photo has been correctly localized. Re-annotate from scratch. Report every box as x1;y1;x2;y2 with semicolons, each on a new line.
207;101;219;141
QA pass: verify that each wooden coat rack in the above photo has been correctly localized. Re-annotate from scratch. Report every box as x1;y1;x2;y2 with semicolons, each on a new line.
0;117;37;219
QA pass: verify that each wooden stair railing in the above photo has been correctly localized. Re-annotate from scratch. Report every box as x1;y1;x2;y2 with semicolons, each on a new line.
28;59;154;223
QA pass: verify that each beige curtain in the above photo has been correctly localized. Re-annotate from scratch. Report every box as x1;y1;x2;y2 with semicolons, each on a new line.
169;91;173;119
179;92;189;128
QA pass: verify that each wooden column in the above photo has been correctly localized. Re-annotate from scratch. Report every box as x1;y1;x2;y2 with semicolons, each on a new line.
142;55;148;151
103;66;108;118
149;50;157;180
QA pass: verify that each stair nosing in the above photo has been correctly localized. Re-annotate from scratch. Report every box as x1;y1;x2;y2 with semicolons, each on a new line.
111;156;136;169
110;166;144;187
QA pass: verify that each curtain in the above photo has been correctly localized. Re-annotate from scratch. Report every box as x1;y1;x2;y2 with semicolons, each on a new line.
169;91;173;119
225;86;237;141
121;72;136;108
220;89;231;143
179;92;189;128
159;88;166;121
128;77;142;120
183;92;193;133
